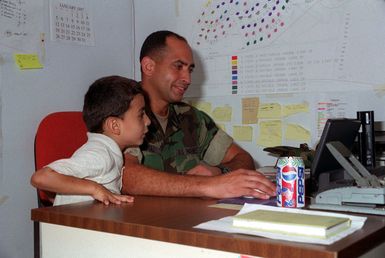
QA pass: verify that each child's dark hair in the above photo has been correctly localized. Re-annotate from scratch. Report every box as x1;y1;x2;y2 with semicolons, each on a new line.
83;76;143;133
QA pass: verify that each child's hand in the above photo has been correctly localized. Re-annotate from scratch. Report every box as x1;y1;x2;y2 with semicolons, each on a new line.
92;184;134;205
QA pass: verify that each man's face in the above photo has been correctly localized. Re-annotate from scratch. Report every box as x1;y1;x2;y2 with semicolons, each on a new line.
150;36;195;104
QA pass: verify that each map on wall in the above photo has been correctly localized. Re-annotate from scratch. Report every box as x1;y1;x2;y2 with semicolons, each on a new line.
176;0;385;97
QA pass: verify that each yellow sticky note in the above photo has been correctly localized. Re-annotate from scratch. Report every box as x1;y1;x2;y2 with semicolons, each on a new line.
233;125;253;142
282;102;309;117
212;105;232;122
191;101;212;114
258;103;281;119
285;123;311;142
242;97;259;124
256;120;282;147
14;54;43;69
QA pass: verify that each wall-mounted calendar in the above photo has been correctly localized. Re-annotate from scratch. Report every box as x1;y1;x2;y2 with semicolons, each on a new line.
49;0;95;46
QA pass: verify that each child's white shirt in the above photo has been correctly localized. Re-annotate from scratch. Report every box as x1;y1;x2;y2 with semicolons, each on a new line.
48;132;123;206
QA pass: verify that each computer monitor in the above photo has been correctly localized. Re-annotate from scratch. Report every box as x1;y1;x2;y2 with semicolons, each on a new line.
309;118;362;194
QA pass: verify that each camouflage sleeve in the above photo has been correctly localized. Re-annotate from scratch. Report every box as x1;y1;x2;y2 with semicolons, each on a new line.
203;128;233;166
194;108;233;166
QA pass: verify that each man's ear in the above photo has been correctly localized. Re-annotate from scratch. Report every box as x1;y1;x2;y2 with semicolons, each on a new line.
104;117;121;135
141;56;156;76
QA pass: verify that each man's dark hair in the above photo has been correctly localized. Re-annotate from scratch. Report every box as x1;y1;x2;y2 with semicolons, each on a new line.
83;75;144;133
139;30;187;62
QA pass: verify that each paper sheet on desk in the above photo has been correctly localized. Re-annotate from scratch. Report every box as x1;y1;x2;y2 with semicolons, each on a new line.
217;196;276;206
195;203;367;245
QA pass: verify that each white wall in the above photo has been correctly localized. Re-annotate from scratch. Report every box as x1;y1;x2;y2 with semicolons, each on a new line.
132;0;176;80
0;1;134;257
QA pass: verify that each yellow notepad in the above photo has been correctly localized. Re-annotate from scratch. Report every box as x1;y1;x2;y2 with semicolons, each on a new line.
233;210;351;238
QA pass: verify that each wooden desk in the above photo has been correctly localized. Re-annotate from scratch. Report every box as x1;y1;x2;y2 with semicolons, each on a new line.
31;196;385;258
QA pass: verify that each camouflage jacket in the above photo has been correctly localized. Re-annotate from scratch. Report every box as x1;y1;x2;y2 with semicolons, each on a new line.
140;102;233;174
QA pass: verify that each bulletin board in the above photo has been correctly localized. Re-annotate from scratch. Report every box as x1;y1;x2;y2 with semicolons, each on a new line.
134;0;385;167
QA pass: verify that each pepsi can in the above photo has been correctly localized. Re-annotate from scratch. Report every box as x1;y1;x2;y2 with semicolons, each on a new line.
276;156;305;208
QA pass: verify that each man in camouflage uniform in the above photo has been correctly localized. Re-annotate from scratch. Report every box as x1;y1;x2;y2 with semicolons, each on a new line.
122;31;276;199
142;102;232;173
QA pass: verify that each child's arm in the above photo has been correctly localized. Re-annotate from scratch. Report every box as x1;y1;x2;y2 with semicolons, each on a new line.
31;167;134;205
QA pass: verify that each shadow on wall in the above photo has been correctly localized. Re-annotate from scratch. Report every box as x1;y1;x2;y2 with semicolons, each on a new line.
187;49;206;98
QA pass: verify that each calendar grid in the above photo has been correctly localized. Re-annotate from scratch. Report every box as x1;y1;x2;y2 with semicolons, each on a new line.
50;0;95;46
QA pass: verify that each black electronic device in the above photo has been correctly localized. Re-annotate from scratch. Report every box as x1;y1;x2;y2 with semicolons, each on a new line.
309;135;385;215
309;118;362;195
357;111;376;168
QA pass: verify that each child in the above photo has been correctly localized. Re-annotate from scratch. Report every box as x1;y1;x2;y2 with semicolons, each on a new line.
31;76;150;206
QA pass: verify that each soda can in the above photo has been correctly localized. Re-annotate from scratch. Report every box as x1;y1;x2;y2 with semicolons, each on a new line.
276;156;305;208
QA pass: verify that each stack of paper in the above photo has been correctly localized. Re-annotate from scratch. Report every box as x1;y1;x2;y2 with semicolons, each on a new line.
233;209;351;238
195;204;367;245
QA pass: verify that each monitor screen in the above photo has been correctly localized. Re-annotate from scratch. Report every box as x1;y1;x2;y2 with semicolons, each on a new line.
309;118;361;194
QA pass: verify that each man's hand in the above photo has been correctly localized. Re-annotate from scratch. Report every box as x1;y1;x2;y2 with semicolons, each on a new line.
203;169;276;199
186;163;222;176
92;183;134;205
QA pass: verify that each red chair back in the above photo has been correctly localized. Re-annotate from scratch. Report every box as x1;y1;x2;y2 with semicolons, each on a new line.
34;111;88;207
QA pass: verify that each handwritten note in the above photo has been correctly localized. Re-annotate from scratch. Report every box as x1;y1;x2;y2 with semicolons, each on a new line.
285;124;311;141
233;126;253;142
191;100;212;114
212;105;232;122
0;1;44;53
258;103;281;119
14;54;43;69
282;102;309;117
257;120;282;147
242;97;259;124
